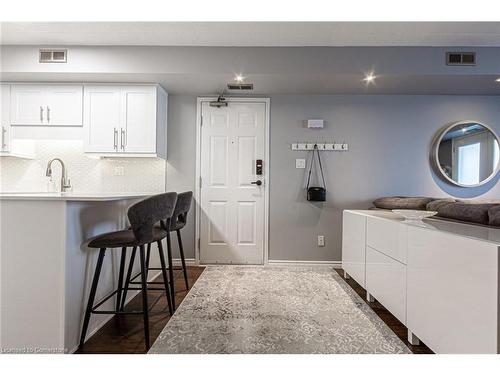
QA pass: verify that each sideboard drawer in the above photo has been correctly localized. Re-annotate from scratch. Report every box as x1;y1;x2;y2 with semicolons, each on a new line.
366;246;407;324
366;217;407;264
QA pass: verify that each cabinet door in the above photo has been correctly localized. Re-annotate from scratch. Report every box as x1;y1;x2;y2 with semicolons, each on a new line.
407;226;498;353
46;85;83;126
1;85;11;151
121;86;156;153
366;246;406;324
83;86;121;153
342;211;367;287
10;85;46;125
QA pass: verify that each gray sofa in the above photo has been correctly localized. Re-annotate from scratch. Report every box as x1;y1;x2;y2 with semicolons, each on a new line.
373;196;500;227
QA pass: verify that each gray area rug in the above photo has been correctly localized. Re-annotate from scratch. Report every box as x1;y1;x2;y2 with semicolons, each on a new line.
149;266;411;354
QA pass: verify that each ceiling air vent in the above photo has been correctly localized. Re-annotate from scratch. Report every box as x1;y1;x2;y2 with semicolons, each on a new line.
39;49;67;63
227;83;253;90
446;52;476;66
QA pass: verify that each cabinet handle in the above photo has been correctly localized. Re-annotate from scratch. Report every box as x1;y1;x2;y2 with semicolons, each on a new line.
113;128;118;149
46;106;50;123
1;126;6;149
40;106;44;122
121;128;126;149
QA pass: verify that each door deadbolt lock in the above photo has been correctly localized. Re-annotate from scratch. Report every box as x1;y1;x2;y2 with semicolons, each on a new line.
256;159;263;175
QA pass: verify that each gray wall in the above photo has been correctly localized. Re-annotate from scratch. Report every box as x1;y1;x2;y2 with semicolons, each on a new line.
167;94;500;262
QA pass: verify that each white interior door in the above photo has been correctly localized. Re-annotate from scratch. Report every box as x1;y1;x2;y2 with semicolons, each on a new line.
199;101;267;264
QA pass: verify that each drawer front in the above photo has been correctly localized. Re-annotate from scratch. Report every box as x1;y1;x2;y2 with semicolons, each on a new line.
407;226;498;354
366;246;406;324
366;217;407;264
342;211;366;288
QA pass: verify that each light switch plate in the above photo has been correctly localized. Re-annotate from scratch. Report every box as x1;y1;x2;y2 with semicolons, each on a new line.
317;235;325;247
296;159;306;169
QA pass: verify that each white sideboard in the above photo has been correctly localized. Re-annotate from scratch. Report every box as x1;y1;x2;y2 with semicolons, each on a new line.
342;209;500;354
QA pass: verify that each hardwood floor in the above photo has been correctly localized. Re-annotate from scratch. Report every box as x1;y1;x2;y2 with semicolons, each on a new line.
77;266;205;354
77;265;432;354
334;269;433;354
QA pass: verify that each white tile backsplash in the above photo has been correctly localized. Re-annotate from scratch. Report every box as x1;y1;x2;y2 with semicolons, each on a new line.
0;140;165;193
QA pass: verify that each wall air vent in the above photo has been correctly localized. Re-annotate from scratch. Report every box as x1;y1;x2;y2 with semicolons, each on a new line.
227;83;254;90
446;52;476;66
39;49;67;63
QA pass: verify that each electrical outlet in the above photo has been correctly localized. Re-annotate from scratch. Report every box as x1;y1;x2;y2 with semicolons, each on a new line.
114;166;125;176
296;158;306;169
317;235;325;247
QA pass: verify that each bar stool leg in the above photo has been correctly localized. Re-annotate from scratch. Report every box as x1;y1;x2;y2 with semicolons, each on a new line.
115;247;127;311
120;246;137;311
165;231;176;311
79;248;106;349
157;240;174;315
139;244;150;350
145;242;151;272
176;229;189;290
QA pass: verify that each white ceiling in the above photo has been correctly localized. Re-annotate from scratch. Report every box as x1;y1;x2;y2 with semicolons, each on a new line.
2;22;500;47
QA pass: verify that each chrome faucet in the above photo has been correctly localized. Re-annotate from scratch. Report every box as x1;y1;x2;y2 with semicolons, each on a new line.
45;158;72;192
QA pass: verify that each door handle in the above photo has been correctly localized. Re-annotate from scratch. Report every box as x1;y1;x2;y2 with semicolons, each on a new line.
46;106;50;123
120;128;126;150
40;106;44;122
1;126;6;149
251;180;262;186
113;128;118;149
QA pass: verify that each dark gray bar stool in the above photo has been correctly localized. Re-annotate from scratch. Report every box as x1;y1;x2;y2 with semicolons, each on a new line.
168;191;193;296
79;192;177;351
122;191;193;312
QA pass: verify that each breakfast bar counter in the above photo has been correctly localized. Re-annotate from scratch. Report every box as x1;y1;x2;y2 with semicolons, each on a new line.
0;192;161;353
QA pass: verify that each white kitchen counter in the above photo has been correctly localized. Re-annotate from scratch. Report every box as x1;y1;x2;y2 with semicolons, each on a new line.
344;209;500;246
0;192;156;201
0;192;165;353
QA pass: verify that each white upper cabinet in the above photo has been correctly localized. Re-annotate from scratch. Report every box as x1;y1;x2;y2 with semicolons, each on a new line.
1;84;11;152
45;85;84;126
1;84;35;159
83;86;121;153
83;84;167;157
10;84;83;126
121;86;157;153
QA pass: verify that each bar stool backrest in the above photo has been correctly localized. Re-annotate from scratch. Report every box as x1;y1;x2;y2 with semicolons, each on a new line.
170;191;193;231
128;192;178;244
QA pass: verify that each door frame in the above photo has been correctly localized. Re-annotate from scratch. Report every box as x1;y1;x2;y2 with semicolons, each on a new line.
194;97;271;265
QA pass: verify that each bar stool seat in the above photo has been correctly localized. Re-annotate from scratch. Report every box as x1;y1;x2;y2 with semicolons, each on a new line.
88;227;168;248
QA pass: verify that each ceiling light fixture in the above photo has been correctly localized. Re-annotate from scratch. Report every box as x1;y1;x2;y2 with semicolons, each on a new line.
363;72;376;84
496;77;500;83
235;74;245;83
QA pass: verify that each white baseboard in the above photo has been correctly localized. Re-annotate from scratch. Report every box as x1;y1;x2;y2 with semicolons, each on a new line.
171;258;197;266
267;260;342;268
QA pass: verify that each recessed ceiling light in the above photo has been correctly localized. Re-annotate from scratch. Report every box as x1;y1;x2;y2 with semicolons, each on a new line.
363;72;376;84
235;74;245;83
496;77;500;83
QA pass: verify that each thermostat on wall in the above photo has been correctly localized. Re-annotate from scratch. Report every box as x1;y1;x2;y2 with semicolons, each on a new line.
307;119;324;129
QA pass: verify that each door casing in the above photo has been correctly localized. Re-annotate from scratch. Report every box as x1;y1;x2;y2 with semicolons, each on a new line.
195;97;270;265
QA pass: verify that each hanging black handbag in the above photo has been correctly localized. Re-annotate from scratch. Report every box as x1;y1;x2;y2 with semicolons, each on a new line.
306;144;327;202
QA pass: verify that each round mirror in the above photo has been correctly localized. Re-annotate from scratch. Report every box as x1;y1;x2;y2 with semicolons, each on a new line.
434;121;500;187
